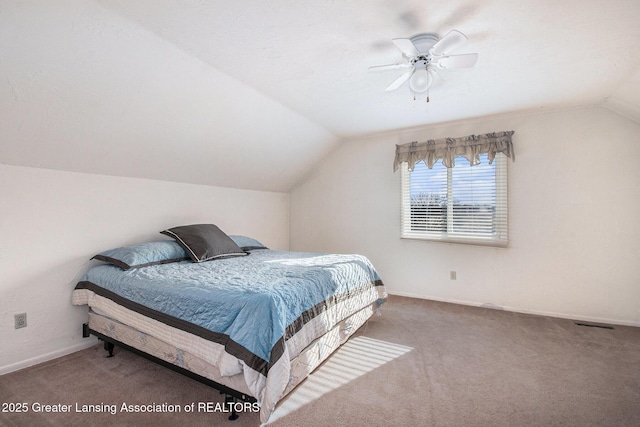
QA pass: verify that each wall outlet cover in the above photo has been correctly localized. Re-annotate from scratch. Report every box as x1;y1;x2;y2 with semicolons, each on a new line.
15;313;27;329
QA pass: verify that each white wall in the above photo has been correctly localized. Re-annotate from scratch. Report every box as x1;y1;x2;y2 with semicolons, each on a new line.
0;164;289;374
290;106;640;326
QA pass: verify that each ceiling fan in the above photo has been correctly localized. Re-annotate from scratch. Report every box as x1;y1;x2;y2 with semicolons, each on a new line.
370;30;478;100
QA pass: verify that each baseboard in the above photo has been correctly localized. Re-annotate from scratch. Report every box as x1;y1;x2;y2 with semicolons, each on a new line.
0;338;98;376
387;291;640;328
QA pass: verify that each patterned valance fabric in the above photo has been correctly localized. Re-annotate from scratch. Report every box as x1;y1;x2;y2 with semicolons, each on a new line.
393;131;515;171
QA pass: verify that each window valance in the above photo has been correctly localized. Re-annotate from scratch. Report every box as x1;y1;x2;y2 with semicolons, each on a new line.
393;131;515;172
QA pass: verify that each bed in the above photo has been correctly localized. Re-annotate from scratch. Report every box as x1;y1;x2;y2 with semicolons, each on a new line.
72;224;387;423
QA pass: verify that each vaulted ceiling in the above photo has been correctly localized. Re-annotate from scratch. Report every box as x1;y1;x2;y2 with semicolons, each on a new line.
2;0;639;192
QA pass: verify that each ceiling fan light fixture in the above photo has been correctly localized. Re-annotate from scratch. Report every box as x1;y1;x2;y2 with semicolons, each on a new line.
409;67;432;93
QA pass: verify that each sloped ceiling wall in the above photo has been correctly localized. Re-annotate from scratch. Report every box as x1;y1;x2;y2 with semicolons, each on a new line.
0;1;338;193
1;0;639;193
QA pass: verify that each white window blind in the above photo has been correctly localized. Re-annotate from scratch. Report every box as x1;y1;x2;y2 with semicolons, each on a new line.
401;153;508;247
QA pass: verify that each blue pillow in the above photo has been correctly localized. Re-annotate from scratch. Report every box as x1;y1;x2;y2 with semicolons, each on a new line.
92;240;189;270
228;235;268;251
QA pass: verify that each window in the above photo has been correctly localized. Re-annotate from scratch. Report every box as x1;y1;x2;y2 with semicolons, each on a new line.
400;153;508;247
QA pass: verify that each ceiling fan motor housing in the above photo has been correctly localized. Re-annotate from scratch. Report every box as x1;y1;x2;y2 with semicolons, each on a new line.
409;33;440;54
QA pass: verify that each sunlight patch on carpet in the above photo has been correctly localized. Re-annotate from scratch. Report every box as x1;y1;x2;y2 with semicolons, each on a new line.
267;336;413;423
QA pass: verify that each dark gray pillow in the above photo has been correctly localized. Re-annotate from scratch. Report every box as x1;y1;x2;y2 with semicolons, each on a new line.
160;224;247;263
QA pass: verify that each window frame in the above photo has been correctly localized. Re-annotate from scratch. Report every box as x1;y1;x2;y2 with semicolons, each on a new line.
400;153;509;247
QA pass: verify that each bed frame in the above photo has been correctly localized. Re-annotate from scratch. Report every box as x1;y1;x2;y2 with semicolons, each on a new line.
82;323;255;421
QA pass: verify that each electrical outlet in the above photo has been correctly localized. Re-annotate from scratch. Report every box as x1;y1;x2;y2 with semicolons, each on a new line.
15;313;27;329
450;271;457;280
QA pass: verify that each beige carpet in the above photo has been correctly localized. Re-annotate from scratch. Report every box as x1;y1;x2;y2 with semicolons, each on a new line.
1;295;639;427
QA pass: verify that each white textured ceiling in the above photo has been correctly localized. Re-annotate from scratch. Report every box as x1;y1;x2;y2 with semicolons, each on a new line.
2;0;640;192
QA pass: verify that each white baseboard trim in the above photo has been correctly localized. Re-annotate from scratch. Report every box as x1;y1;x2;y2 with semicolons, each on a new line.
387;291;640;328
0;338;98;376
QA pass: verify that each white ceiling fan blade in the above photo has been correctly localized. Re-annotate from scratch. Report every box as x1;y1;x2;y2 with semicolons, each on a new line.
392;38;419;57
385;69;414;91
368;63;412;72
430;30;468;56
429;68;444;86
436;53;478;69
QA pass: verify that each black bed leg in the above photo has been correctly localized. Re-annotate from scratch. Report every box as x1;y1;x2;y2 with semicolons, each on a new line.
103;341;114;358
225;394;239;421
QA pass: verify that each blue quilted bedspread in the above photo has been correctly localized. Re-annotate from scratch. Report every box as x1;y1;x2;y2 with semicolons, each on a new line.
77;249;384;369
